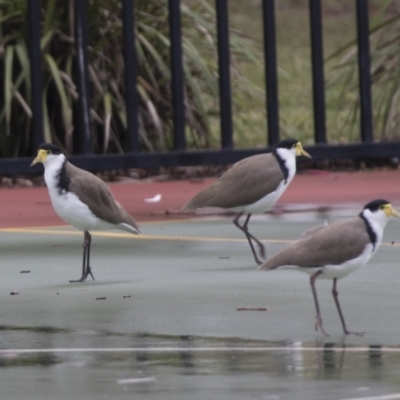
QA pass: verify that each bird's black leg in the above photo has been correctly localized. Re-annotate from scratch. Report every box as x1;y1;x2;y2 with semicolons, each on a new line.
69;230;95;283
332;278;364;336
233;213;265;265
242;214;267;259
84;231;95;281
310;270;329;336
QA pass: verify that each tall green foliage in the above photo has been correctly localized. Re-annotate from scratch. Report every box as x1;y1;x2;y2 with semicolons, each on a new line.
0;0;257;157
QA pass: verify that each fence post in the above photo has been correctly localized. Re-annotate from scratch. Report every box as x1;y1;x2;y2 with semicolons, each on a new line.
74;0;93;154
122;0;140;152
356;0;374;143
262;0;280;146
168;0;186;150
309;0;327;144
27;0;44;151
216;0;233;149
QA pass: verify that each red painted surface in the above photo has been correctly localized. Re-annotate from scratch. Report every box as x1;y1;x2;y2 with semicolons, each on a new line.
1;169;400;228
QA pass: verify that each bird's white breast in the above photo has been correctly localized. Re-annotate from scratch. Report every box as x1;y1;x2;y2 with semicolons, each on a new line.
49;189;103;231
44;161;113;231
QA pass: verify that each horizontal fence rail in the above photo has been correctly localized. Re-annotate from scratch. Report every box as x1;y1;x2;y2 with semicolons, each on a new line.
6;142;400;177
1;0;400;177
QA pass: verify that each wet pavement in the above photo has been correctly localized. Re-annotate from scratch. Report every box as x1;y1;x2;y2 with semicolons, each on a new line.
1;213;400;399
2;337;400;400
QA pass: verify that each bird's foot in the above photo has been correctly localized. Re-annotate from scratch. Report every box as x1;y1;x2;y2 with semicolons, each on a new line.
344;329;365;337
69;266;95;283
69;277;86;283
258;242;266;259
87;266;95;281
254;257;263;266
253;242;266;265
315;316;330;337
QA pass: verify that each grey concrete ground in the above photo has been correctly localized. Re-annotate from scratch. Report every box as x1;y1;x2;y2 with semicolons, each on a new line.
1;213;400;399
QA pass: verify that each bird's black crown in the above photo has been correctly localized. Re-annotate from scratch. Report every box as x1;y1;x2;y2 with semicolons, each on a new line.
38;143;63;155
363;199;390;212
275;138;299;150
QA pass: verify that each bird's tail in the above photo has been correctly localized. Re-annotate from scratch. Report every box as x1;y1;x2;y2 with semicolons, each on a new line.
116;202;141;234
182;197;198;212
118;222;140;235
258;261;279;271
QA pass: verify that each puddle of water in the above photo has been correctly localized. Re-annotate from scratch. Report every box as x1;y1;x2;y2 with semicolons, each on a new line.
1;329;400;400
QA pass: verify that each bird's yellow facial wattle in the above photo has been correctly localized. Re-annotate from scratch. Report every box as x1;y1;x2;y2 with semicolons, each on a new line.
30;149;50;166
295;142;311;158
382;203;400;218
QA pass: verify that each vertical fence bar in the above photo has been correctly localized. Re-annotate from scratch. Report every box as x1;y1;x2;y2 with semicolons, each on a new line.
122;0;139;152
215;0;233;149
356;0;373;143
74;0;92;154
27;0;44;151
262;0;280;146
168;0;186;150
309;0;327;144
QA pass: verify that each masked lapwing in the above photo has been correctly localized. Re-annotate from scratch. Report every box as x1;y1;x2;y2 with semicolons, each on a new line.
182;139;311;264
259;199;399;336
31;143;140;282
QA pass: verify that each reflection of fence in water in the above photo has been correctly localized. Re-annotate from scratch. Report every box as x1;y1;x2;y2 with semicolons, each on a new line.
0;330;398;387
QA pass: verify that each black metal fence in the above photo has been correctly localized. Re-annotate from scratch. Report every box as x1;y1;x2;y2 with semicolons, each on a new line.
1;0;400;176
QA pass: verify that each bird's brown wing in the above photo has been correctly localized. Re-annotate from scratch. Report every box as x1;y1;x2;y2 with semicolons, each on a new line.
182;153;284;210
259;217;370;270
67;163;140;232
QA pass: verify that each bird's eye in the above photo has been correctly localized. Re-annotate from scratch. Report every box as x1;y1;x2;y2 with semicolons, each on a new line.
47;150;51;154
292;143;297;148
380;205;385;210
